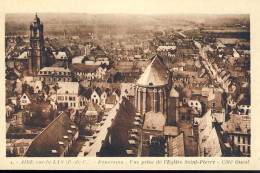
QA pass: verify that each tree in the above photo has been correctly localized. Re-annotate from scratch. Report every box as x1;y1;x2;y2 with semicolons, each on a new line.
45;47;57;67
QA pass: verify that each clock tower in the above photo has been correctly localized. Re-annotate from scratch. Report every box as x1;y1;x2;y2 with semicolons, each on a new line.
28;13;46;76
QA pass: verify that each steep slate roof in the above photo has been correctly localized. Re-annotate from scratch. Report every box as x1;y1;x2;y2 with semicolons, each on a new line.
99;97;140;157
25;112;78;157
137;54;170;87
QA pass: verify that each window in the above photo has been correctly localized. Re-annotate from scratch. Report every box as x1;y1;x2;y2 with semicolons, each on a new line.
238;136;240;143
58;96;64;101
22;100;27;103
181;115;185;120
248;136;251;145
69;97;73;101
92;99;94;103
187;115;191;121
243;136;245;144
49;71;51;75
248;146;250;154
65;96;67;101
243;146;245;153
13;147;18;155
212;102;216;108
74;103;76;107
232;135;234;142
19;147;24;154
23;96;26;99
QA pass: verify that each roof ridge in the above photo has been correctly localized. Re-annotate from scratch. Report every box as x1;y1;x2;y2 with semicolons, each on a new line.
25;111;67;151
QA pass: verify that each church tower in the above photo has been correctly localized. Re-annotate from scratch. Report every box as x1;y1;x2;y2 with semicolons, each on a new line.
28;13;46;76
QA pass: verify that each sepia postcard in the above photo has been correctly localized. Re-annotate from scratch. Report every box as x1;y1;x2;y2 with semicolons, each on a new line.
1;0;260;170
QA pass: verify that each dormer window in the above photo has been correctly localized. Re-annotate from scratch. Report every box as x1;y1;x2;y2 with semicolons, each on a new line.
51;150;58;154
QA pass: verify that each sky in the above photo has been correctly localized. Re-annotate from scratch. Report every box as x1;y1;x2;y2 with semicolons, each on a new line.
2;0;258;14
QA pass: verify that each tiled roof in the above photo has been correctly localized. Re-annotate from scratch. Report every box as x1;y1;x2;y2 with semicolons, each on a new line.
170;87;179;97
168;133;185;157
25;112;78;157
137;54;170;87
143;111;166;131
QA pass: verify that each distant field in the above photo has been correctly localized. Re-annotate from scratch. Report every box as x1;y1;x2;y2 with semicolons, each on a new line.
202;29;250;33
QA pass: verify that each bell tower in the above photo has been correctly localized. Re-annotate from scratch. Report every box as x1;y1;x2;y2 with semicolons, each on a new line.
28;13;46;76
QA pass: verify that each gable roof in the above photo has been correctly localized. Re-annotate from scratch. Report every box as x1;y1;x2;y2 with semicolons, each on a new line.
25;112;78;157
16;51;28;60
170;87;179;97
137;54;170;87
